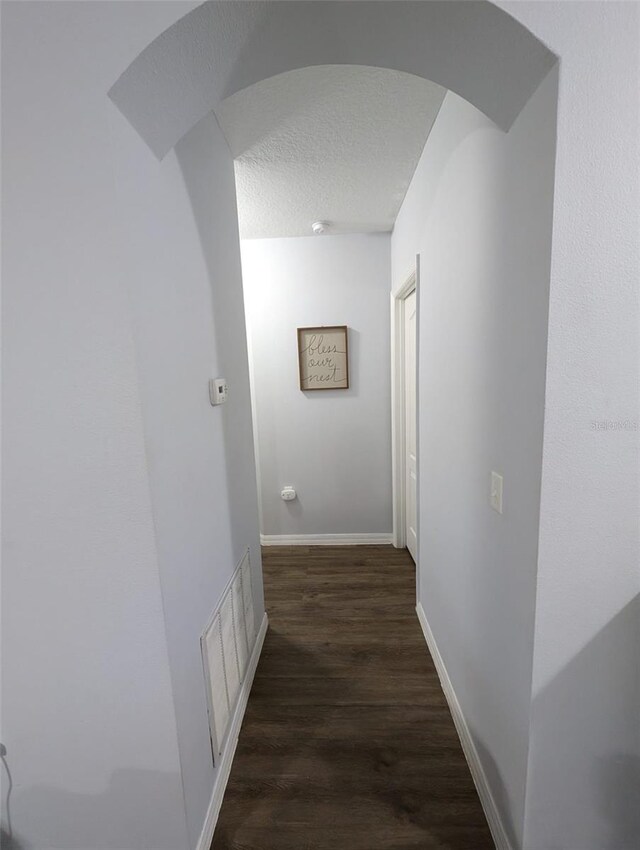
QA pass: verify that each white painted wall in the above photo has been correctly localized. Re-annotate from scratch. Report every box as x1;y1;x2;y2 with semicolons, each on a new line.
392;71;558;847
499;4;640;850
111;110;264;848
394;2;640;846
1;3;262;849
241;235;392;538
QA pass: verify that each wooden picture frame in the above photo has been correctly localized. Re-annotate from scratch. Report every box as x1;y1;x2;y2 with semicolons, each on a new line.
297;325;349;391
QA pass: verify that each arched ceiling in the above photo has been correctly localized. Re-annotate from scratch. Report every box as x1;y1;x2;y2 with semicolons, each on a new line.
216;65;445;239
109;1;557;160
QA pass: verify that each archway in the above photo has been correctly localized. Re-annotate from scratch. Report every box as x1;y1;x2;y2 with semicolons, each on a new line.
109;0;556;158
107;4;559;849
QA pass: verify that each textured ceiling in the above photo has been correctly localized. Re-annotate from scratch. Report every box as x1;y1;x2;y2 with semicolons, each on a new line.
216;66;445;239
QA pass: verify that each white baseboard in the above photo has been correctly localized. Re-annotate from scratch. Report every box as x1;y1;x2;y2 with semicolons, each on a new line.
260;533;393;546
415;603;513;850
195;612;268;850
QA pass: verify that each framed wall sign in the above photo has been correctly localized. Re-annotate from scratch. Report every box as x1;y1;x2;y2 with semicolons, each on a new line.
297;325;349;390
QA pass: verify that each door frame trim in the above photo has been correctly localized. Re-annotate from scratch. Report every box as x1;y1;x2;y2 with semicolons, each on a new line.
391;260;418;552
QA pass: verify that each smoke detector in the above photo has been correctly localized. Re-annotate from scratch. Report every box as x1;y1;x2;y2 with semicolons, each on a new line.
312;220;330;235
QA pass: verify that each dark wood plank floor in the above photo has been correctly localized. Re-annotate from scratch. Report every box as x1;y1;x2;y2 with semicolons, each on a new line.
211;545;494;850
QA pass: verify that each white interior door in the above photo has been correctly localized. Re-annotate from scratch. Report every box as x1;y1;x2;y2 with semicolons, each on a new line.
404;290;418;562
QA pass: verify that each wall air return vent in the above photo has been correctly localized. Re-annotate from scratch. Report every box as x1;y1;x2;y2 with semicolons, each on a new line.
200;549;256;761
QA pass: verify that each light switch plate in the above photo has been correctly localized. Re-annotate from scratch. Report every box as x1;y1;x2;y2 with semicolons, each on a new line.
490;471;503;514
209;378;228;406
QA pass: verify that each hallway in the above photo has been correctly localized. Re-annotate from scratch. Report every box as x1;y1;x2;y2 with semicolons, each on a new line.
211;546;493;849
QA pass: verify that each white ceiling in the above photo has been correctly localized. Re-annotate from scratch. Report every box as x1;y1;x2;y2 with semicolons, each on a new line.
216;65;445;239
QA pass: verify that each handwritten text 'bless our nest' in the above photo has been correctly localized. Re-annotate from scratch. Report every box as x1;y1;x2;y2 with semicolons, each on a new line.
300;333;346;386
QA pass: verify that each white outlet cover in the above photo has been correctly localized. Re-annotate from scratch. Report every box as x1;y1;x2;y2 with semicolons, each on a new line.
490;471;504;515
